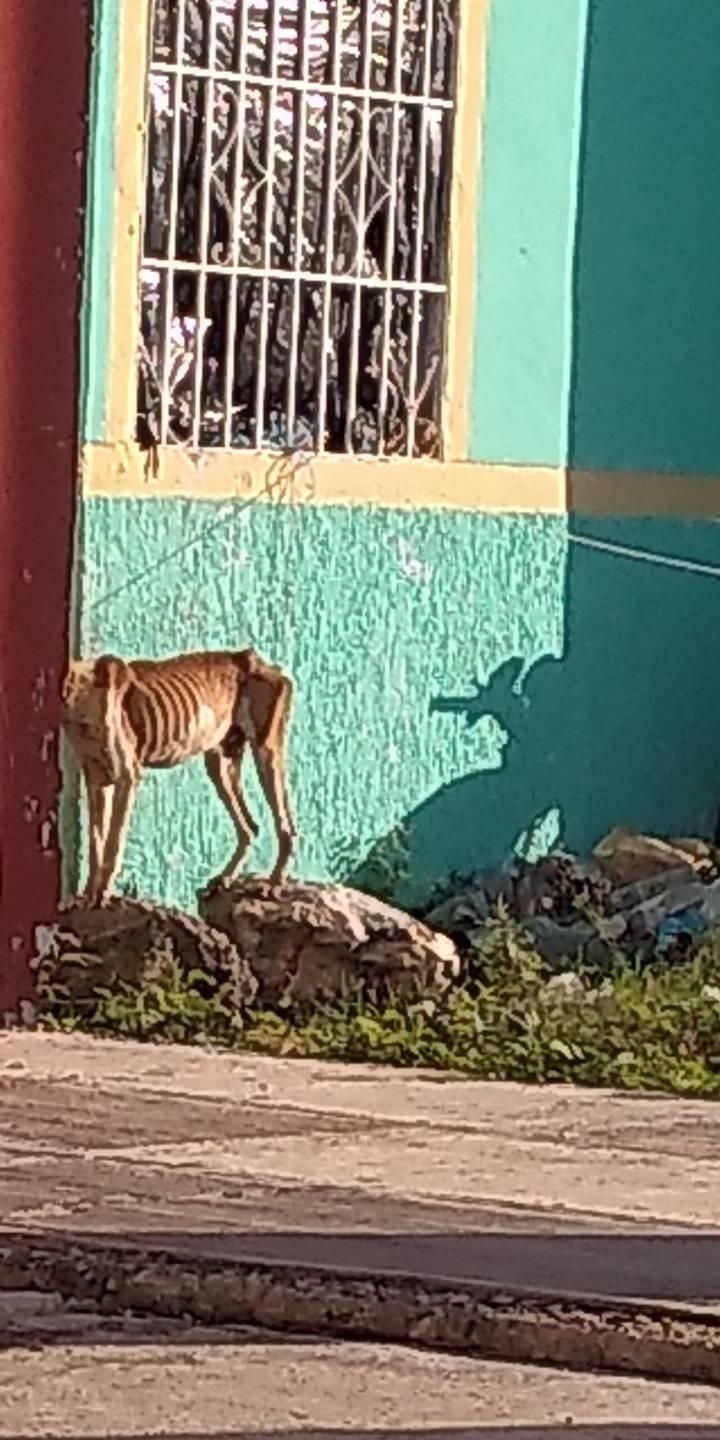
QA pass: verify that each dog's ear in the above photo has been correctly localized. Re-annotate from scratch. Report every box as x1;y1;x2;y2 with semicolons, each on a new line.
93;655;131;689
235;648;259;677
60;659;95;708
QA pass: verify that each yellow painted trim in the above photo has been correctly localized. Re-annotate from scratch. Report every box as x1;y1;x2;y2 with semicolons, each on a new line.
101;0;487;460
82;442;566;513
444;0;488;462
105;0;148;444
569;469;720;518
83;441;720;518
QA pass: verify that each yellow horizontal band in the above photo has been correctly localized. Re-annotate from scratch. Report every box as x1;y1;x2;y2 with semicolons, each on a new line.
81;442;566;513
82;442;720;517
569;468;720;518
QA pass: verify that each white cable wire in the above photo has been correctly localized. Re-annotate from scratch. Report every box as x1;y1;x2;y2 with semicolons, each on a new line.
569;531;720;582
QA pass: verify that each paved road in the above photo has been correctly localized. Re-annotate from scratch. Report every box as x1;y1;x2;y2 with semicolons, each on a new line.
1;1030;720;1307
1;1293;719;1438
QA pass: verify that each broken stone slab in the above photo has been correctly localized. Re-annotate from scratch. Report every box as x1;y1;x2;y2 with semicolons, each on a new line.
624;882;711;942
633;877;720;951
3;1235;720;1385
606;866;700;915
593;828;717;887
199;879;461;1006
425;854;611;937
32;898;258;1012
699;878;720;926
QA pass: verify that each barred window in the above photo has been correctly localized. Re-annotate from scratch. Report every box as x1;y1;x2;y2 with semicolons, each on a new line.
138;0;459;458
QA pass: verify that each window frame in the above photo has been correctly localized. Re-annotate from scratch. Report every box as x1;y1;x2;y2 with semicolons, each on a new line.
85;0;495;504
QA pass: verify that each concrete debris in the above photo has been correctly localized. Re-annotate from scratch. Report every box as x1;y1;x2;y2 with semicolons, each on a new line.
423;827;720;965
28;830;720;1010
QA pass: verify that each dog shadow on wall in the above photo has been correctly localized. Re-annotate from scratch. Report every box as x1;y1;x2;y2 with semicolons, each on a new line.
347;0;720;907
350;520;720;905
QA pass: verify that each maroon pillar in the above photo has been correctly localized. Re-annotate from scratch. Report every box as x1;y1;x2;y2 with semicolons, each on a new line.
0;2;89;1009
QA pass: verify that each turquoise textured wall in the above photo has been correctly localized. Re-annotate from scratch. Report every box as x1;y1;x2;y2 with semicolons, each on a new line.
78;501;720;908
469;0;589;466
561;516;720;844
371;514;720;898
80;499;567;906
81;0;122;445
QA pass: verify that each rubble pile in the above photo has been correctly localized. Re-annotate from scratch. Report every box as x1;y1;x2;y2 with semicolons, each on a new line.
423;827;720;968
29;831;720;1025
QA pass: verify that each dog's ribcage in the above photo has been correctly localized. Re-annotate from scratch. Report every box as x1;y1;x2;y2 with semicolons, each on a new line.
115;656;245;771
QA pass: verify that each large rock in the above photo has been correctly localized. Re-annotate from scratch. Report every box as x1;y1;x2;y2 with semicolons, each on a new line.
32;898;258;1013
199;879;461;1006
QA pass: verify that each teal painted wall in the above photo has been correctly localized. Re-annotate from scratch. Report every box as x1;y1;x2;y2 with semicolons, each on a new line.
77;500;720;908
80;0;720;472
468;0;589;466
80;499;566;906
71;2;720;908
369;515;720;899
81;0;121;445
469;0;720;474
560;516;720;843
570;0;720;473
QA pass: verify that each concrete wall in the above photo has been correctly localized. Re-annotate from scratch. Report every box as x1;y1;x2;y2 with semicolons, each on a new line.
469;0;588;465
571;0;720;473
78;498;720;909
81;501;566;906
71;0;720;910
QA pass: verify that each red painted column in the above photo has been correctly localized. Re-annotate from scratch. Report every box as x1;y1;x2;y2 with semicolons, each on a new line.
0;1;89;1010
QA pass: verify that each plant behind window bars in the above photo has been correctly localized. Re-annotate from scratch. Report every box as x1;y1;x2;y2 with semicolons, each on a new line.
138;0;459;459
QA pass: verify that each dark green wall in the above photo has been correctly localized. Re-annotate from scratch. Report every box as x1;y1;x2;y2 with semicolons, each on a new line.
570;0;720;472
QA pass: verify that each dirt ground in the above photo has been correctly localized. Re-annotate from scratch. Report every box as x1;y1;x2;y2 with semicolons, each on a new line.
0;1301;719;1439
1;1029;720;1308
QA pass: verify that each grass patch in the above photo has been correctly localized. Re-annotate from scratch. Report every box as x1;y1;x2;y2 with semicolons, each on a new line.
36;913;720;1097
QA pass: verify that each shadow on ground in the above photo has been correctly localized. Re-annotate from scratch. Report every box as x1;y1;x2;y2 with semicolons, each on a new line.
76;1226;720;1306
3;1222;720;1307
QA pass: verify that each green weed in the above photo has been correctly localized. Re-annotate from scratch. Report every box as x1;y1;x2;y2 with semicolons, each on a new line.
35;913;720;1097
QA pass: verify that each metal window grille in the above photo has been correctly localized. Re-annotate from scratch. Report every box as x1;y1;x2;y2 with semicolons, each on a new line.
138;0;459;458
